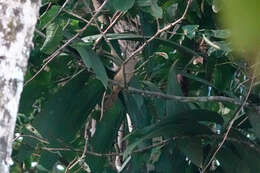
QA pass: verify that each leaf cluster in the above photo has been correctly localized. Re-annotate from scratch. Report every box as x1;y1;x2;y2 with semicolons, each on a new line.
11;0;260;173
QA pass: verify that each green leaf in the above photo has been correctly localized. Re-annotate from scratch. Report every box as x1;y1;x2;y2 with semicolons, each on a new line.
123;123;187;159
182;25;199;40
213;64;235;91
176;138;203;168
234;143;260;172
143;81;166;118
181;72;217;90
72;43;108;88
32;74;104;170
38;5;60;29
216;147;250;173
166;3;178;21
136;0;163;18
122;152;149;173
166;63;189;117
38;151;59;172
33;73;104;143
40;23;63;55
82;33;199;57
248;108;260;140
124;94;150;128
15;129;39;162
124;80;151;129
124;109;218;159
179;109;224;124
86;100;125;173
207;41;232;56
155;145;186;173
19;71;50;114
111;0;135;11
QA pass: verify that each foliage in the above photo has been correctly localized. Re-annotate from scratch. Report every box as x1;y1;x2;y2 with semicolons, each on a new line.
12;0;260;173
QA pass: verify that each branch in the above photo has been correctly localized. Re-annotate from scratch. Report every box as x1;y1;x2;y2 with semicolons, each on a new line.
123;0;193;65
109;80;245;106
85;134;260;157
201;70;255;172
104;0;193;110
24;0;109;86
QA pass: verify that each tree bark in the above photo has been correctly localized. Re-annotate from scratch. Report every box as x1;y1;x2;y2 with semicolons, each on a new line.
0;1;40;172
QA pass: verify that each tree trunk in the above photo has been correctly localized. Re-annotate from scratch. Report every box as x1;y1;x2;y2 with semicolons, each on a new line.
0;1;40;172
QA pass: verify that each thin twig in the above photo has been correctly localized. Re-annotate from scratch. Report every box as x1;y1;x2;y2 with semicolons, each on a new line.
93;11;124;49
24;0;109;86
65;123;91;173
123;0;192;65
42;0;70;29
93;17;121;61
63;9;89;23
13;134;49;144
52;134;260;158
201;69;256;173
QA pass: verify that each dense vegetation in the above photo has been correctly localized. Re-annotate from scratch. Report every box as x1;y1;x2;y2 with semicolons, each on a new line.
11;0;260;172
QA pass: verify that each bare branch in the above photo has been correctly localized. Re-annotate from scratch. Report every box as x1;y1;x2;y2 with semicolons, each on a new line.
110;80;245;106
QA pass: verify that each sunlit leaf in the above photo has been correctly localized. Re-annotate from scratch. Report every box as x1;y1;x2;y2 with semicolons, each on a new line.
38;5;60;29
40;23;63;54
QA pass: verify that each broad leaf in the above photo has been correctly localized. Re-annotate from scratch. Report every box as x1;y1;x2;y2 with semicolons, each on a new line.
82;33;199;57
216;147;250;173
182;25;199;40
155;145;186;173
33;74;104;142
136;0;163;18
248;108;260;140
38;151;59;172
124;80;151;129
179;109;224;124
32;73;104;170
213;64;235;91
86;100;125;173
38;5;60;29
143;81;166;118
40;23;63;54
72;43;108;88
234;144;260;172
15;129;39;162
124;109;220;159
166;63;189;117
111;0;135;11
176;138;203;168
